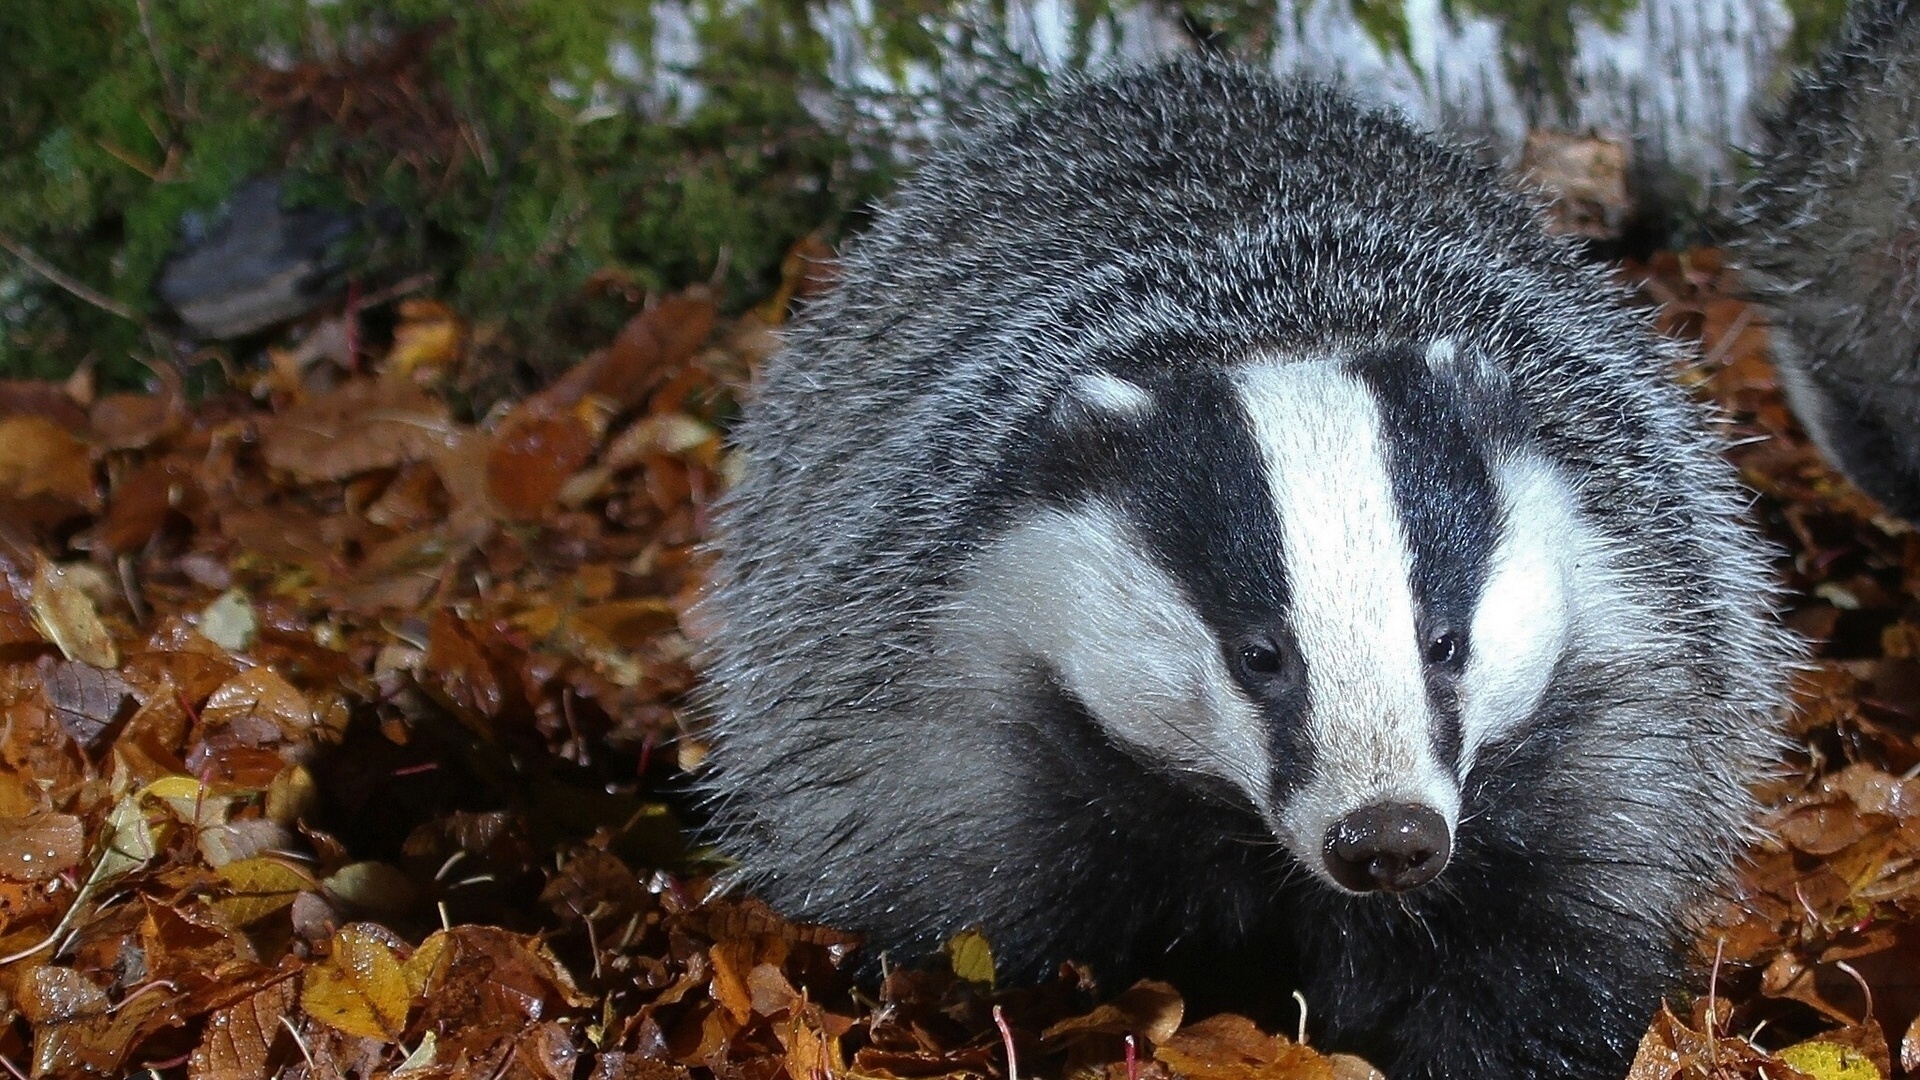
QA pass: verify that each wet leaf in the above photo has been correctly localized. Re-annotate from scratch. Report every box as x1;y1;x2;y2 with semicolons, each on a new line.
38;655;132;746
214;856;317;926
0;813;84;883
302;923;412;1040
189;976;297;1080
29;554;117;668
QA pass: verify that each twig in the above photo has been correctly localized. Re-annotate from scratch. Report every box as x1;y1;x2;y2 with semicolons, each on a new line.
1125;1035;1139;1080
355;272;436;311
280;1015;316;1072
1293;989;1310;1045
993;1005;1018;1080
0;232;144;324
133;0;184;123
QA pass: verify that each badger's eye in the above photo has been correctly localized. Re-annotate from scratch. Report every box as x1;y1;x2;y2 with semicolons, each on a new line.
1230;637;1297;688
1425;630;1466;669
1239;642;1283;675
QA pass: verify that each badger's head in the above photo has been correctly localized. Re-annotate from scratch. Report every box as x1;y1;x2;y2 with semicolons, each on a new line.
959;339;1614;896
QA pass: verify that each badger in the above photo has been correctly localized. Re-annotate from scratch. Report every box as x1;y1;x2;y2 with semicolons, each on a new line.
700;61;1796;1080
1731;0;1920;519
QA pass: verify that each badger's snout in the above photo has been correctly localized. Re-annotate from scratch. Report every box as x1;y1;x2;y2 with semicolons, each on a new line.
1323;803;1451;892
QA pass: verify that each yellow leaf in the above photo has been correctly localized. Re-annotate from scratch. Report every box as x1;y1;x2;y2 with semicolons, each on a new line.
944;926;996;988
1776;1041;1883;1080
29;555;116;668
302;924;412;1041
387;300;464;377
142;775;211;802
265;765;319;826
403;931;451;998
215;857;316;926
143;775;231;829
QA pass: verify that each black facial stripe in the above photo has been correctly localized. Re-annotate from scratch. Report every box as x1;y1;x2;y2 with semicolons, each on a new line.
1005;335;1315;801
1347;344;1507;774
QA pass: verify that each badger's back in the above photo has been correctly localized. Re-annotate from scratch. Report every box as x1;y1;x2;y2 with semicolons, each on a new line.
1732;0;1920;517
704;61;1793;1080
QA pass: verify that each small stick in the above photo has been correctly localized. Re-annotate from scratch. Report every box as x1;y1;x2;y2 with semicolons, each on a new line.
993;1004;1018;1080
1125;1034;1139;1080
0;232;144;324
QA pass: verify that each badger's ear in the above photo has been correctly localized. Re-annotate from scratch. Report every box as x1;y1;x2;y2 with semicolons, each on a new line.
1048;370;1156;428
1424;338;1525;447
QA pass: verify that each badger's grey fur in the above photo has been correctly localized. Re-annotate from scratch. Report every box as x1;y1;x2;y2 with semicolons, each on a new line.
702;61;1795;1080
1732;0;1920;518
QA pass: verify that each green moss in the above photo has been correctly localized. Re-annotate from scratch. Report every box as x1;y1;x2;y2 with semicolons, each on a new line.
1781;0;1850;67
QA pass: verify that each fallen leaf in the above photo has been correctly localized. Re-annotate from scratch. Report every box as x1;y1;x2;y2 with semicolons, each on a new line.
302;923;412;1041
1775;1039;1884;1080
0;415;93;505
0;814;84;883
198;589;259;652
29;554;117;668
387;299;465;377
944;926;996;988
200;668;317;744
189;976;297;1080
487;410;597;521
215;856;318;926
37;655;132;746
1156;1014;1336;1080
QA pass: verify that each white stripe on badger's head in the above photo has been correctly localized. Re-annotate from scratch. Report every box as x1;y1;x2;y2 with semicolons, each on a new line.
1066;371;1156;416
1456;456;1578;769
955;502;1272;806
1235;359;1460;867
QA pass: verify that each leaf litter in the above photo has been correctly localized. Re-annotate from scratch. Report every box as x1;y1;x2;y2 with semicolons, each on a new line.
0;248;1914;1077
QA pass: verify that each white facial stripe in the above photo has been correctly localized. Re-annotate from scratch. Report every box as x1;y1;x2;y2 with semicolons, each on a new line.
1458;458;1574;768
956;503;1271;807
1235;359;1459;854
1069;372;1155;415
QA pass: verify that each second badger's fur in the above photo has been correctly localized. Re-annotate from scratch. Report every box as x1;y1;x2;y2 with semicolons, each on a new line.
1732;0;1920;518
702;62;1795;1079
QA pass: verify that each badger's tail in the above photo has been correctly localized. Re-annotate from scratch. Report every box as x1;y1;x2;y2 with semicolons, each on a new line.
1731;0;1920;520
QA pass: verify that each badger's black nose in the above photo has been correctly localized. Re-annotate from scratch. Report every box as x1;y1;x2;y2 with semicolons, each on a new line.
1323;803;1451;892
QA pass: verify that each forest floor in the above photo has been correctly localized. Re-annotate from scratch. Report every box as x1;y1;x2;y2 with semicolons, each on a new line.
0;247;1915;1079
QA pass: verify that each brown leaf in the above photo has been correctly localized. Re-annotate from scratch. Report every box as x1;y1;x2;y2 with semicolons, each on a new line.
0;813;84;883
424;611;513;726
1625;1003;1810;1080
507;293;715;434
487;410;597;521
189;976;297;1080
200;667;318;745
89;390;182;452
1045;980;1185;1046
1156;1014;1336;1080
37;654;132;746
260;379;461;481
406;924;592;1032
0;415;94;506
